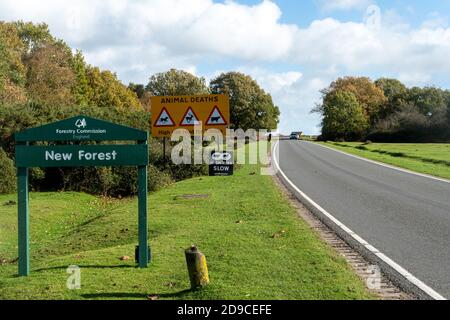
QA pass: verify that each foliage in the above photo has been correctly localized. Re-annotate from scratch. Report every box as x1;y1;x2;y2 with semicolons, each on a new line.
0;147;16;194
0;22;27;104
14;21;54;52
86;67;142;110
24;42;76;106
210;72;280;131
320;91;369;141
316;77;387;126
146;68;210;96
374;78;408;119
71;50;93;106
315;76;450;142
0;21;142;110
129;82;152;111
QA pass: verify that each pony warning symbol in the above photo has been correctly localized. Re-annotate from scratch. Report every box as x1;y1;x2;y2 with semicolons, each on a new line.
206;106;227;125
180;107;200;126
150;94;229;137
154;108;175;127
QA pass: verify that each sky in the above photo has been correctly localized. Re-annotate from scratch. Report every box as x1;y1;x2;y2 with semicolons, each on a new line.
1;0;450;134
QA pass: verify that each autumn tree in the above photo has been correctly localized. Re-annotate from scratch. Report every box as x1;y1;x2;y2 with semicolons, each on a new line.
85;66;141;110
24;42;76;106
0;22;27;104
146;69;210;96
320;91;369;141
71;50;93;106
322;77;387;125
210;72;280;131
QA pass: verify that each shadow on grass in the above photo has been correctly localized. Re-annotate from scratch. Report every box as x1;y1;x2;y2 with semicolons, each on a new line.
80;289;193;300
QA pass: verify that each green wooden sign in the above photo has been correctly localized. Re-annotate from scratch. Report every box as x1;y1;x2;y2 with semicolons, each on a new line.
15;116;151;276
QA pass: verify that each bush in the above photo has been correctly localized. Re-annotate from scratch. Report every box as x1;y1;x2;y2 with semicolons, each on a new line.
148;165;173;192
0;147;16;194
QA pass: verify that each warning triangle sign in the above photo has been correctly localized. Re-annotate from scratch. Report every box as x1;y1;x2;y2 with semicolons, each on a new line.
206;106;227;125
154;108;175;127
180;107;201;126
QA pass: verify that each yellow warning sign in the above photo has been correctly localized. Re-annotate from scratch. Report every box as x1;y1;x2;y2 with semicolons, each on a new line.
151;94;230;137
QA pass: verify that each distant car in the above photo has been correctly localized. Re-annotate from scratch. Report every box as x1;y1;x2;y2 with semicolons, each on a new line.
290;132;300;140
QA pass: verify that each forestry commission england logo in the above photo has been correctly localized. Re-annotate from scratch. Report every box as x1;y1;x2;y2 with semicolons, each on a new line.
75;118;87;129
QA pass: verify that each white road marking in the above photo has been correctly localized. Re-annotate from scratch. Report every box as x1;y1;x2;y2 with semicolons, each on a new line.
273;141;446;300
310;141;450;184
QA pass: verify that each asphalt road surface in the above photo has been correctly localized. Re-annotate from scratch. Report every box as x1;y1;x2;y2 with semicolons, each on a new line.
277;140;450;298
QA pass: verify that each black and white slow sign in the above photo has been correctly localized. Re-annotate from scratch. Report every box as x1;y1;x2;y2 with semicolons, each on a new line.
209;151;233;176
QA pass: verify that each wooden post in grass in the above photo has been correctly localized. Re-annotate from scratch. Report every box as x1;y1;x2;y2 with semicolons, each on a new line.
185;245;209;289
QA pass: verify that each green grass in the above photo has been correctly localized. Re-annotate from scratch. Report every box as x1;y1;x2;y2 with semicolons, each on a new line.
0;146;374;300
318;142;450;180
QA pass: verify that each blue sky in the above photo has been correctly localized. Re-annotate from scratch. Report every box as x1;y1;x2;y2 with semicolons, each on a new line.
1;0;450;134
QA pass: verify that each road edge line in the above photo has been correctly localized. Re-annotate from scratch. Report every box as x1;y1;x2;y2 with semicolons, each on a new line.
309;141;450;184
272;141;446;300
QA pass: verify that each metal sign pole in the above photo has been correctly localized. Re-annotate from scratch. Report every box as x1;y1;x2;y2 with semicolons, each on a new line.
138;139;149;268
17;165;29;276
163;137;167;167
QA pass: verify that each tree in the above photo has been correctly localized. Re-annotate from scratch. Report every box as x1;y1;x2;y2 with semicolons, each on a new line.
14;21;53;53
85;66;142;110
407;87;448;118
146;69;210;96
320;91;369;141
322;77;387;125
128;83;145;98
24;42;76;106
0;22;27;104
0;147;16;194
129;83;151;110
375;78;408;118
210;72;280;130
71;50;93;106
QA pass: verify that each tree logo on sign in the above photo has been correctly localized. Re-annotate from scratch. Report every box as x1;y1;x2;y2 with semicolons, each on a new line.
75;118;87;128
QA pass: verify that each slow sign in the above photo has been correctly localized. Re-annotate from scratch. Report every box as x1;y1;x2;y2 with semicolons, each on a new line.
209;151;234;176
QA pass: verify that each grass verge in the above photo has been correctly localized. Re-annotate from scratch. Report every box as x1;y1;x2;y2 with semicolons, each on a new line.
0;145;374;300
318;142;450;180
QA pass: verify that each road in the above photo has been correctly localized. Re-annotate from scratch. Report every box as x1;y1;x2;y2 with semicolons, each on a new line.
276;140;450;298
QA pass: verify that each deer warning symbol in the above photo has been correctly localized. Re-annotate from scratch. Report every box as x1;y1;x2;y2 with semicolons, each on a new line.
206;106;227;125
180;107;200;126
154;108;175;127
